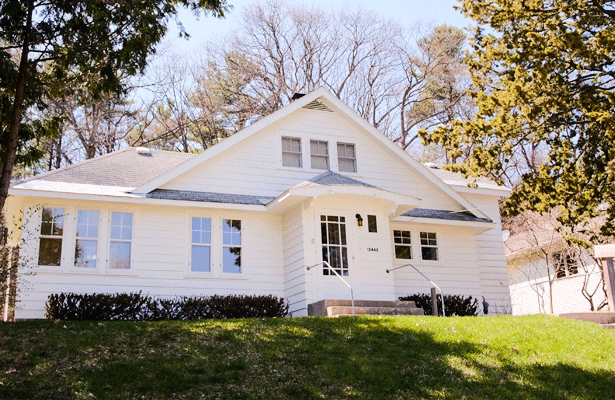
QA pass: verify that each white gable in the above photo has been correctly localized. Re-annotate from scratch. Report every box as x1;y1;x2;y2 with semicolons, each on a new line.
135;88;487;218
159;107;461;212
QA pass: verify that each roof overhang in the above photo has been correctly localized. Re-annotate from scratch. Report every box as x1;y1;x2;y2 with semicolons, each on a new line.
9;186;267;212
267;183;420;216
392;214;497;234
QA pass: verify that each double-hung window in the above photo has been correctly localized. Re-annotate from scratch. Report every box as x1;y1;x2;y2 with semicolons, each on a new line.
223;219;242;273
420;232;438;261
394;230;412;259
310;140;329;170
282;137;302;167
109;212;132;270
75;210;99;268
39;208;64;266
191;217;211;272
337;142;356;172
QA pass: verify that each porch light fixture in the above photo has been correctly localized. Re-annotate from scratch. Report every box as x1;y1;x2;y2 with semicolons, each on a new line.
356;214;363;226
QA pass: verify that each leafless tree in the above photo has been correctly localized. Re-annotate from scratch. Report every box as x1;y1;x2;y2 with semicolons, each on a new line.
197;0;472;146
505;209;608;314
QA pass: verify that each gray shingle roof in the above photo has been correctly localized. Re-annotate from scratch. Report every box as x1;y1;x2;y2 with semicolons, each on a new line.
147;189;275;205
402;208;493;223
308;170;378;188
19;148;195;188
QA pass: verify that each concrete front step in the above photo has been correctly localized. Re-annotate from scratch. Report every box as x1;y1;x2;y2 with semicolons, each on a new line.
558;312;615;325
601;324;615;329
308;299;424;317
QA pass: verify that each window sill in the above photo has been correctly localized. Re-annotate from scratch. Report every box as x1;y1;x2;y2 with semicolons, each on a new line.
184;274;248;281
35;269;138;277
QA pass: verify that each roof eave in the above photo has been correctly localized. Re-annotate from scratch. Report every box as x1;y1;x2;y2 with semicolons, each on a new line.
392;215;497;234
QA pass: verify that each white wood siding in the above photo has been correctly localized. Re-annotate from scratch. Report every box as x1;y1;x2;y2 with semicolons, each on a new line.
457;193;511;314
15;198;284;319
283;204;307;316
510;270;606;315
390;224;482;306
160;109;461;211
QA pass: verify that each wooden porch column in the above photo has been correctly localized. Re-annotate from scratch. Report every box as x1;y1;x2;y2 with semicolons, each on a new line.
594;244;615;312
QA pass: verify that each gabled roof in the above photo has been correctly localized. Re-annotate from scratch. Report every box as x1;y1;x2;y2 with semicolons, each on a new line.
130;88;491;220
147;189;274;205
426;165;510;196
16;148;195;189
402;208;493;223
308;170;377;188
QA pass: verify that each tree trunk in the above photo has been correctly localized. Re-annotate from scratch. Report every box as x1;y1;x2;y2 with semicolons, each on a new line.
0;2;34;221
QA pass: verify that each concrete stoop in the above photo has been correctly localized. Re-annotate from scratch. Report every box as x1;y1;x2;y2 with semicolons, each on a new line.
558;312;615;329
308;300;424;317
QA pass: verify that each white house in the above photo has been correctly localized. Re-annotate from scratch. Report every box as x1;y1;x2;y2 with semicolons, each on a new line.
6;88;511;319
505;220;608;315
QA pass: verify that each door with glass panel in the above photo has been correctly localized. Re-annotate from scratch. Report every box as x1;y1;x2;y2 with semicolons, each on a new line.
320;215;348;276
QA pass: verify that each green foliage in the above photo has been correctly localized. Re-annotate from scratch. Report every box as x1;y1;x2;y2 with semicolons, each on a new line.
399;293;480;316
421;0;615;239
1;315;615;399
45;292;289;321
0;0;228;215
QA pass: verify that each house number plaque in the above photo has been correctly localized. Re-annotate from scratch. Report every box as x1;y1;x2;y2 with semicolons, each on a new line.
367;248;378;252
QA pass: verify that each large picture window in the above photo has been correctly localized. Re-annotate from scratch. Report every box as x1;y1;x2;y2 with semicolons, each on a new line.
223;219;241;273
420;232;438;261
109;212;132;269
75;210;99;268
191;217;211;272
282;137;302;167
337;142;356;172
39;208;64;266
321;215;348;276
310;140;329;170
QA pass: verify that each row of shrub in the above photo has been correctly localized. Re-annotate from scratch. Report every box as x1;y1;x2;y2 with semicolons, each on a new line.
400;293;480;316
45;292;289;321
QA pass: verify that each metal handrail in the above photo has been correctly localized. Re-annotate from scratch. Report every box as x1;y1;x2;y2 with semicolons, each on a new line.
386;263;446;317
306;261;355;316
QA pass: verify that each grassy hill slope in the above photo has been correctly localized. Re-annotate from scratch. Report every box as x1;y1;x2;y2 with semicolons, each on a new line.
1;315;614;399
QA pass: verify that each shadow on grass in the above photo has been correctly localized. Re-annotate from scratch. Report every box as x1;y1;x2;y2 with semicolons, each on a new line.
0;317;613;399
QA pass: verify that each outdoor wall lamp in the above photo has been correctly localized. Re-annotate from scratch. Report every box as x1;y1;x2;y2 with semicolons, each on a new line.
356;214;363;226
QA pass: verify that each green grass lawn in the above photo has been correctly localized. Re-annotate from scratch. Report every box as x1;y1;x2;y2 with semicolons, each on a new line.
1;315;614;400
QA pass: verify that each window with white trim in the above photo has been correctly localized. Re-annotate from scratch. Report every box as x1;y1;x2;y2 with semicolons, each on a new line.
109;212;132;270
337;142;356;172
420;232;438;261
321;215;348;276
191;217;211;272
223;219;241;273
39;208;64;266
310;140;329;170
282;137;302;167
552;251;579;278
393;230;411;259
368;215;377;233
75;210;99;268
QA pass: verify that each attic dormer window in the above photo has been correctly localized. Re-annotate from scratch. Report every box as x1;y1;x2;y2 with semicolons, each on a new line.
282;137;302;168
310;140;329;170
337;142;356;173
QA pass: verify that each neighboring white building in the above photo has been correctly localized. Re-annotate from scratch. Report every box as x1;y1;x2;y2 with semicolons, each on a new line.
6;88;511;319
505;219;607;315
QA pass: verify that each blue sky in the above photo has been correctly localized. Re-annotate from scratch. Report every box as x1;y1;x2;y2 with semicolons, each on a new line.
162;0;471;55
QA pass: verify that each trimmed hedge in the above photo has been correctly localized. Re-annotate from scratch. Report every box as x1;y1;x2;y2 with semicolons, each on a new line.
46;292;289;321
399;293;480;316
